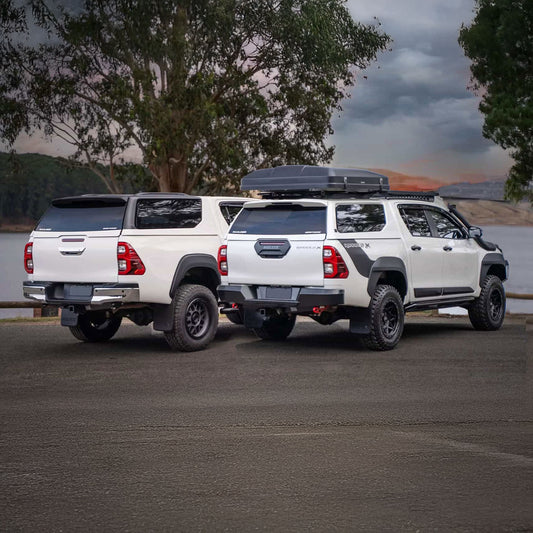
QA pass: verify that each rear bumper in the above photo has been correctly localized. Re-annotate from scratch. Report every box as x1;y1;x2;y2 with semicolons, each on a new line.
23;281;140;307
218;284;344;313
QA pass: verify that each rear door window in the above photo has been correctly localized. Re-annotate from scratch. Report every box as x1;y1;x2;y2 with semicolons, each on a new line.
135;199;202;229
230;205;327;234
36;198;127;231
336;203;386;232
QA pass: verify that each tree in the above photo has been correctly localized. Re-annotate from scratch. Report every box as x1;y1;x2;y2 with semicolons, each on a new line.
0;0;389;194
459;0;532;203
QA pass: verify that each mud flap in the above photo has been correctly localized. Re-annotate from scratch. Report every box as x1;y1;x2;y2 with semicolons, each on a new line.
243;309;265;329
348;308;370;334
60;307;78;327
152;304;174;332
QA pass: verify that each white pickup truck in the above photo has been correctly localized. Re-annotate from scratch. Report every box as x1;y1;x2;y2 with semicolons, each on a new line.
23;193;244;351
218;166;509;350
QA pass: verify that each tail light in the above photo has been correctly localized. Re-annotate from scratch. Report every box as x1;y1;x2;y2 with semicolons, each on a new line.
323;246;349;278
218;245;228;276
117;242;145;275
24;242;34;274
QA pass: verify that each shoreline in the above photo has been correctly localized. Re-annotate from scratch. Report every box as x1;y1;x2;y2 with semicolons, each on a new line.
0;226;34;233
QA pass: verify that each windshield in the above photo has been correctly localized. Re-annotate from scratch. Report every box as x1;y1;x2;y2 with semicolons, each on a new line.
230;205;326;235
36;203;126;232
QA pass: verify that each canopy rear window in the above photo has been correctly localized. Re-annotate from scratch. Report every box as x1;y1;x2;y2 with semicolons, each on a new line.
336;204;386;233
135;199;202;229
230;205;326;235
36;202;126;232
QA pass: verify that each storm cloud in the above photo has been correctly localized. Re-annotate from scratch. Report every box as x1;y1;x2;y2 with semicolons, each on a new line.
331;0;512;182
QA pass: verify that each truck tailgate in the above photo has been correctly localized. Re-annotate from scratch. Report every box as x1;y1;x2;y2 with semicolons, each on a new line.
227;234;325;286
31;232;121;283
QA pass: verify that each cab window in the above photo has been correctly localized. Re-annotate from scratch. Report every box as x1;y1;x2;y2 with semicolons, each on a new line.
219;202;244;225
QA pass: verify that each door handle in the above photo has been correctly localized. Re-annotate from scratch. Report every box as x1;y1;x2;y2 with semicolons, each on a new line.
443;245;452;251
411;245;421;251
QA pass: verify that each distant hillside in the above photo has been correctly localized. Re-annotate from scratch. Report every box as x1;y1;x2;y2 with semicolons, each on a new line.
0;152;108;228
1;154;530;230
367;168;532;226
370;168;445;191
438;180;506;201
442;199;532;227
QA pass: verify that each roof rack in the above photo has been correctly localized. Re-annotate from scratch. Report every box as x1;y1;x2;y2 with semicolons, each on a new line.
375;190;439;201
258;189;440;201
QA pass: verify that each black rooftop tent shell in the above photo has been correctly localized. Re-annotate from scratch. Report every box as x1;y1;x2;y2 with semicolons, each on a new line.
240;165;390;195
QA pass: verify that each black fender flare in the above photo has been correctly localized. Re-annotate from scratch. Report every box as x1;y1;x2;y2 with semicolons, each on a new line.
480;253;508;286
169;253;220;297
367;257;408;298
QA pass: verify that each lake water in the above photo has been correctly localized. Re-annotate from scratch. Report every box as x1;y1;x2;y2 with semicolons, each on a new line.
1;226;531;319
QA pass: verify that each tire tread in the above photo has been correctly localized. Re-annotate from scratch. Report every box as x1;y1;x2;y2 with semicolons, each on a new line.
468;275;505;331
164;284;218;352
361;284;404;351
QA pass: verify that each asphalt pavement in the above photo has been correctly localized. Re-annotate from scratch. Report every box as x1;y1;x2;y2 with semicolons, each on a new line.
0;316;531;532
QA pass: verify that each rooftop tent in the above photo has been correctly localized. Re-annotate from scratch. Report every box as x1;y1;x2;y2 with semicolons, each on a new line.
240;165;390;195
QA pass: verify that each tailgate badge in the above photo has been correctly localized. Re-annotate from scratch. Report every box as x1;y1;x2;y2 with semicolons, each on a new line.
254;239;291;258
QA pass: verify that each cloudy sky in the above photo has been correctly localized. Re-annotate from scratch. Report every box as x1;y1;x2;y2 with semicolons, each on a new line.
330;0;512;183
11;0;513;184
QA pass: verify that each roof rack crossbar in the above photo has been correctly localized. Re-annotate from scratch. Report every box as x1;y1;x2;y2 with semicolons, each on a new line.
259;190;439;201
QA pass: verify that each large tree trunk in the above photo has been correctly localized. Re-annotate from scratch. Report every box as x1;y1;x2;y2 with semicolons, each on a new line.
151;156;188;192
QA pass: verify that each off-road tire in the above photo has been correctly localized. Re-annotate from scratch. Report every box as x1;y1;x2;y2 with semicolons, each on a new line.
361;284;404;351
468;275;505;331
69;311;122;342
252;313;296;341
164;284;219;352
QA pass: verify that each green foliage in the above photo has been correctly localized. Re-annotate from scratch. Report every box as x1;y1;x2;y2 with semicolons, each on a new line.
459;0;533;203
0;152;106;224
0;152;154;225
0;0;390;193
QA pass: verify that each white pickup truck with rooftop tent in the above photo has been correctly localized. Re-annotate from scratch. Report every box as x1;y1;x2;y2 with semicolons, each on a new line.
23;193;244;351
217;165;509;350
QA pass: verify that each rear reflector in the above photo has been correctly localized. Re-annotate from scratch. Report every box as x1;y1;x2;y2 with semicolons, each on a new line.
117;242;145;275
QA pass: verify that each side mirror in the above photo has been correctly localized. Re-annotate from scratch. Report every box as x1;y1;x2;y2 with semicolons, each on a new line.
468;226;482;238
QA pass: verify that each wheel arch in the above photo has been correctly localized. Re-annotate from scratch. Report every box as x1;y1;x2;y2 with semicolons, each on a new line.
480;253;508;286
170;254;221;298
367;257;408;300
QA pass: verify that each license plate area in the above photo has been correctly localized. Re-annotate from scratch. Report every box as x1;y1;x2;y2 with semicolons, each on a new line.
265;287;292;300
64;284;93;299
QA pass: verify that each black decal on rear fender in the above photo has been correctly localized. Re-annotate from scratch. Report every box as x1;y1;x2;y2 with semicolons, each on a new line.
339;240;374;278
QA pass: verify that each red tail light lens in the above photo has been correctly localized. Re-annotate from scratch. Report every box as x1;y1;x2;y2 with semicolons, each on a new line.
218;245;228;276
117;242;145;275
24;242;34;274
323;246;349;278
